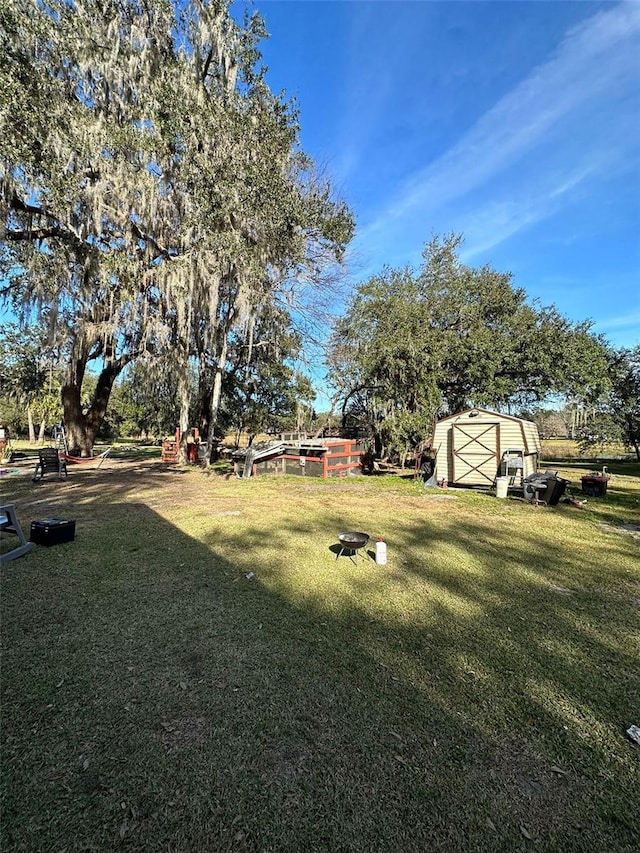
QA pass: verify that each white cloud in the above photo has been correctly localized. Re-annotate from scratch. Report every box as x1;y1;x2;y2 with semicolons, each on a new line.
363;2;640;242
595;311;640;333
459;161;600;259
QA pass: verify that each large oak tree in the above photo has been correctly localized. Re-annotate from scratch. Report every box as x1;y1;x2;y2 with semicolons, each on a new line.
1;0;352;455
327;234;610;461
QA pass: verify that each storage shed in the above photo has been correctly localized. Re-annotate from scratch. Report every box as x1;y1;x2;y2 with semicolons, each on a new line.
431;408;541;488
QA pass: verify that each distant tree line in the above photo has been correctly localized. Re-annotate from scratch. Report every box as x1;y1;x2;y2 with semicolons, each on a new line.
0;320;319;446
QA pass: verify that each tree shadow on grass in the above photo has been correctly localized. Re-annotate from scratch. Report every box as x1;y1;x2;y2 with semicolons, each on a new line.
1;466;639;852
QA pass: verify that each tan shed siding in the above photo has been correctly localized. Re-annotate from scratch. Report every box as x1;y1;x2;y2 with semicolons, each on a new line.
499;420;528;451
522;420;542;453
431;409;541;485
432;422;450;480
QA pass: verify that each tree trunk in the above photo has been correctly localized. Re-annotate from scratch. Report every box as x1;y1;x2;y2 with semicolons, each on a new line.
61;381;93;456
38;417;47;444
27;404;36;444
62;356;128;456
174;301;193;464
196;353;211;439
205;336;229;464
373;431;383;459
311;393;340;439
176;356;191;464
62;330;91;456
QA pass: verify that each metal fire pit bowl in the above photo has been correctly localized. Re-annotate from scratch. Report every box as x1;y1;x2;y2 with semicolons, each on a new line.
336;531;373;564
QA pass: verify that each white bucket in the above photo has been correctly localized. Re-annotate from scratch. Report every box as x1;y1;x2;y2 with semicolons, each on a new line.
495;476;510;499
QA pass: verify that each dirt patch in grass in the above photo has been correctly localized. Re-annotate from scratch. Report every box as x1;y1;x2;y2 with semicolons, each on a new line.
598;521;640;540
261;739;313;785
159;717;207;750
467;736;583;841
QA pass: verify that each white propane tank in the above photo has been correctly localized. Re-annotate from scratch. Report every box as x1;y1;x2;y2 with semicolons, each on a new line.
375;538;387;565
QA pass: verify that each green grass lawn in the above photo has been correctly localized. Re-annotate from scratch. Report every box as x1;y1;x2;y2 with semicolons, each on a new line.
1;457;639;852
541;438;632;461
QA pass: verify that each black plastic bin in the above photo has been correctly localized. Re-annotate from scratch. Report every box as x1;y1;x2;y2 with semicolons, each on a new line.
524;472;569;506
30;518;76;546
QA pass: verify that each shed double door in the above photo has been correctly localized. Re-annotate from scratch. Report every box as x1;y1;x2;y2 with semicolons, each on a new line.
452;422;500;485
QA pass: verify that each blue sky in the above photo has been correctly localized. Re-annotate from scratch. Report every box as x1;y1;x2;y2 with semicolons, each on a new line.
251;0;640;354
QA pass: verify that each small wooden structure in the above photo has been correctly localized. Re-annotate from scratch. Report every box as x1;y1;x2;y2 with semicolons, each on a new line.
161;428;206;463
161;428;181;463
240;437;367;479
431;408;541;488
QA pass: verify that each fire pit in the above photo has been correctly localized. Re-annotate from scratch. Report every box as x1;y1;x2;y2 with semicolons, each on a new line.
336;531;373;564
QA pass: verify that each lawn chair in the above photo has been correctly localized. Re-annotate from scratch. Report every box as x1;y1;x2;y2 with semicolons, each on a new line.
0;504;35;563
32;447;68;482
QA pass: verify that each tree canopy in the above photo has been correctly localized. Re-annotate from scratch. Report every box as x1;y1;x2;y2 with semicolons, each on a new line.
327;235;610;460
0;323;61;442
1;0;352;455
576;346;640;460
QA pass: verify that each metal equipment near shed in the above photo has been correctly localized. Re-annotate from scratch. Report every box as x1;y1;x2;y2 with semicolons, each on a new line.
161;428;205;463
523;471;570;506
